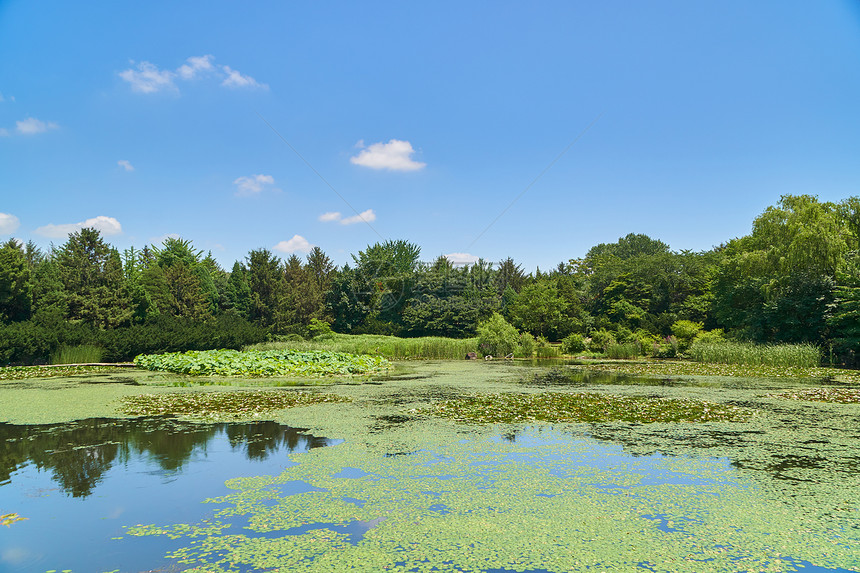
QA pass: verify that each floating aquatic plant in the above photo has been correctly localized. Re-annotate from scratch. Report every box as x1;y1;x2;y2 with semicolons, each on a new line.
120;390;351;420
423;392;752;424
0;364;120;381
769;388;860;404
570;361;860;382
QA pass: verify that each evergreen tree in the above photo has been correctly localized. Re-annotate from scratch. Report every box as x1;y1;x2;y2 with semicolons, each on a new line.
0;239;32;323
55;228;132;328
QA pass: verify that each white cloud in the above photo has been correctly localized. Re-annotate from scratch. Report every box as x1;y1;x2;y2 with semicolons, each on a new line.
274;235;313;254
0;213;20;235
340;209;376;225
35;216;123;238
117;159;134;171
16;117;59;135
318;209;376;225
177;55;215;80
120;56;266;94
221;65;267;89
119;61;177;93
233;174;275;196
445;252;480;265
350;139;426;171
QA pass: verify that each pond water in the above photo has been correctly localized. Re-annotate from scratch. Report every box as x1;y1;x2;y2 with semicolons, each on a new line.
1;364;860;572
0;419;337;572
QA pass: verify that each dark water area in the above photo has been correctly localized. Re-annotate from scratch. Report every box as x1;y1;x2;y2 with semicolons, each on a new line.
0;418;338;572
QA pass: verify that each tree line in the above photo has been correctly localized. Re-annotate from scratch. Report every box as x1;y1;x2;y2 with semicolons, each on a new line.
1;194;859;364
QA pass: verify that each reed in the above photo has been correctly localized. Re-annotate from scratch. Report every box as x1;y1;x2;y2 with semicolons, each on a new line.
49;344;105;365
605;342;640;360
688;341;820;368
246;334;478;360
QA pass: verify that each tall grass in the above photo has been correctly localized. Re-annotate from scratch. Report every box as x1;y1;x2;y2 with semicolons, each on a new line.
246;333;478;360
605;342;641;360
688;341;820;368
49;344;105;365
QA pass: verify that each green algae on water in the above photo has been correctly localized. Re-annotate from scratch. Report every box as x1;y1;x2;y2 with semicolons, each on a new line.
119;390;352;420
769;387;860;403
123;428;860;572
422;391;752;424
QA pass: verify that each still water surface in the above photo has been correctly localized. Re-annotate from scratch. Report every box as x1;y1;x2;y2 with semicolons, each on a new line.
0;416;856;572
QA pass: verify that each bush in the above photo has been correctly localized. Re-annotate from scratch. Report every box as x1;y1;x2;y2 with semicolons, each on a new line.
561;333;586;355
694;329;726;344
587;329;616;353
308;318;334;339
516;332;535;358
535;336;560;358
672;320;703;352
652;335;679;358
477;313;520;357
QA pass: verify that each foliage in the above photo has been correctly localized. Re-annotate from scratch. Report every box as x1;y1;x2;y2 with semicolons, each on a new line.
134;349;391;377
694;328;725;344
516;331;535;358
587;329;616;353
0;314;267;365
505;282;570;340
652;335;679;358
561;333;586;354
427;392;751;424
0;239;32;323
308;318;334;339
671;320;703;352
688;341;820;368
535;336;560;358
476;312;520;357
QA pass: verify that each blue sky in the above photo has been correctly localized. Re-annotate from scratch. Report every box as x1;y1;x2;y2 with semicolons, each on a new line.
2;1;859;271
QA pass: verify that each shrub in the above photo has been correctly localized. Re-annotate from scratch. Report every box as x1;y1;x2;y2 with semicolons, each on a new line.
652;335;679;358
477;312;520;357
561;333;586;355
308;318;335;339
587;329;616;353
672;320;703;352
517;332;536;358
535;336;560;358
694;329;726;344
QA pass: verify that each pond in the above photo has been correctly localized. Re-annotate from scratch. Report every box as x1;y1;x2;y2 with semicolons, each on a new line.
1;361;859;572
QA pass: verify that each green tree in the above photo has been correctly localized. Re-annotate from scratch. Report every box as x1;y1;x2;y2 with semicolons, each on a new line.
55;228;132;328
225;261;252;318
506;281;568;340
246;249;284;328
0;239;31;322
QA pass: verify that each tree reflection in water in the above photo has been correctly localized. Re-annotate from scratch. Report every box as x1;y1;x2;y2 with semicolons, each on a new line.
0;418;332;498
